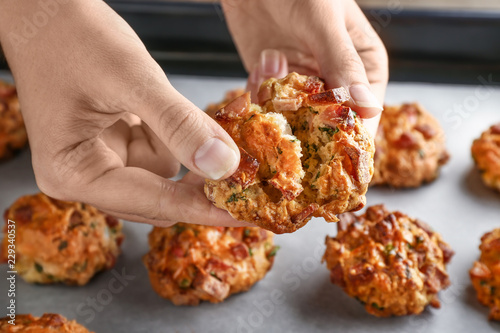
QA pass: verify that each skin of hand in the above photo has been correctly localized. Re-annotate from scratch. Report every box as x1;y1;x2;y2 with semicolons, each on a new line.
222;0;389;137
0;0;249;227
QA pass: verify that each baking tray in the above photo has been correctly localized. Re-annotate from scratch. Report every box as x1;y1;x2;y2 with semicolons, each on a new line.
1;72;500;332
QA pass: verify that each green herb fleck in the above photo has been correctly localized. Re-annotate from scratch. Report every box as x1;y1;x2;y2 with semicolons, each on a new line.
315;172;320;180
244;229;251;237
227;193;247;203
418;149;425;158
301;121;309;130
34;263;43;273
384;244;395;256
179;279;191;288
319;126;339;137
407;243;414;250
277;147;283;154
58;240;68;251
90;222;96;229
268;245;280;258
416;235;424;244
371;302;384;311
248;248;253;257
304;163;310;169
290;139;298;143
309;107;318;114
352;111;358;119
210;272;217;277
480;280;487;286
173;224;186;234
312;144;319;152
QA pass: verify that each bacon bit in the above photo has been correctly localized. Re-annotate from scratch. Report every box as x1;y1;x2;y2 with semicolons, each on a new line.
347;263;375;285
230;242;249;260
193;270;230;301
414;124;436;139
338;213;357;231
0;84;16;98
257;85;272;104
422;265;450;293
320;105;355;132
400;104;419;124
303;76;324;93
269;171;303;201
272;98;302;111
373;214;396;243
115;235;125;247
14;205;32;224
344;145;371;183
291;204;318;224
306;87;350;106
42;314;65;327
365;205;386;222
413;219;434;236
105;215;120;228
105;251;117;269
171;245;185;258
491;123;500;135
482;238;500;252
438;240;455;264
330;263;346;287
229;228;244;241
438;151;450;165
469;261;492;280
394;132;418;149
69;211;84;229
205;258;233;275
228;149;259;189
215;226;225;233
215;93;251;120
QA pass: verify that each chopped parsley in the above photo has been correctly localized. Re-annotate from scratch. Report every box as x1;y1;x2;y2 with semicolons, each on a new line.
371;302;384;311
277;147;283;154
227;193;247;203
244;229;251;237
415;235;424;245
384;244;395;256
173;224;186;234
315;172;321;180
34;263;43;273
58;240;68;251
268;245;280;258
309;107;318;114
418;149;425;158
249;248;254;257
179;279;191;288
319;126;339;137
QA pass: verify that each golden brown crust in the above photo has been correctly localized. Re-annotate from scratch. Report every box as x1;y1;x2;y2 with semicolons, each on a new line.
204;73;374;234
469;228;500;321
323;204;453;317
371;103;449;188
0;80;28;160
1;193;123;285
0;314;92;333
471;123;500;191
143;223;277;305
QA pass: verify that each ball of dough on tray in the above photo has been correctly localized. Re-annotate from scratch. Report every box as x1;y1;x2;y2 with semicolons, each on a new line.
471;123;500;192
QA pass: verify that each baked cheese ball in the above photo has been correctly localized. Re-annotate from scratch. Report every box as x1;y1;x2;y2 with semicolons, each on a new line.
1;193;123;285
470;228;500;321
0;80;28;160
471;123;500;191
323;204;454;317
371;103;449;188
143;223;278;305
205;73;374;234
0;314;92;333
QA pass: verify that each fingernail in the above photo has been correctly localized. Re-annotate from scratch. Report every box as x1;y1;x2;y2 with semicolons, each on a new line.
194;138;238;180
349;84;383;110
260;49;280;77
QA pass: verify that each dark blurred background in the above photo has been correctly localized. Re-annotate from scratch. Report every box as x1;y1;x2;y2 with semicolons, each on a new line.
3;0;500;85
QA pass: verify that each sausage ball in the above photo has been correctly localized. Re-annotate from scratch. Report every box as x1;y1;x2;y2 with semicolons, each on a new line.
1;193;124;285
0;314;92;333
469;228;500;321
0;80;28;160
371;103;449;188
205;73;374;233
471;123;500;191
143;223;278;305
323;204;454;317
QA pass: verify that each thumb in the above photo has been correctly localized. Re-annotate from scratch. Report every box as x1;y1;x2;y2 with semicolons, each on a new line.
312;32;383;120
246;49;288;103
138;85;240;180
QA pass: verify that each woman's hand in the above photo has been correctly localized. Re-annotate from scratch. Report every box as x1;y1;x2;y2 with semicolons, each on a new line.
0;0;246;227
222;0;388;137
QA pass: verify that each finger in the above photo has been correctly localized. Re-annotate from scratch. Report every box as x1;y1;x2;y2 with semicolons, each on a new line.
136;84;240;181
64;166;253;228
127;122;180;178
304;2;383;119
362;112;381;139
344;0;389;106
246;49;288;103
100;119;180;178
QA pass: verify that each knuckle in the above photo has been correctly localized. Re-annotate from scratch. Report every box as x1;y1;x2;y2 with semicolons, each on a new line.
158;104;204;148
